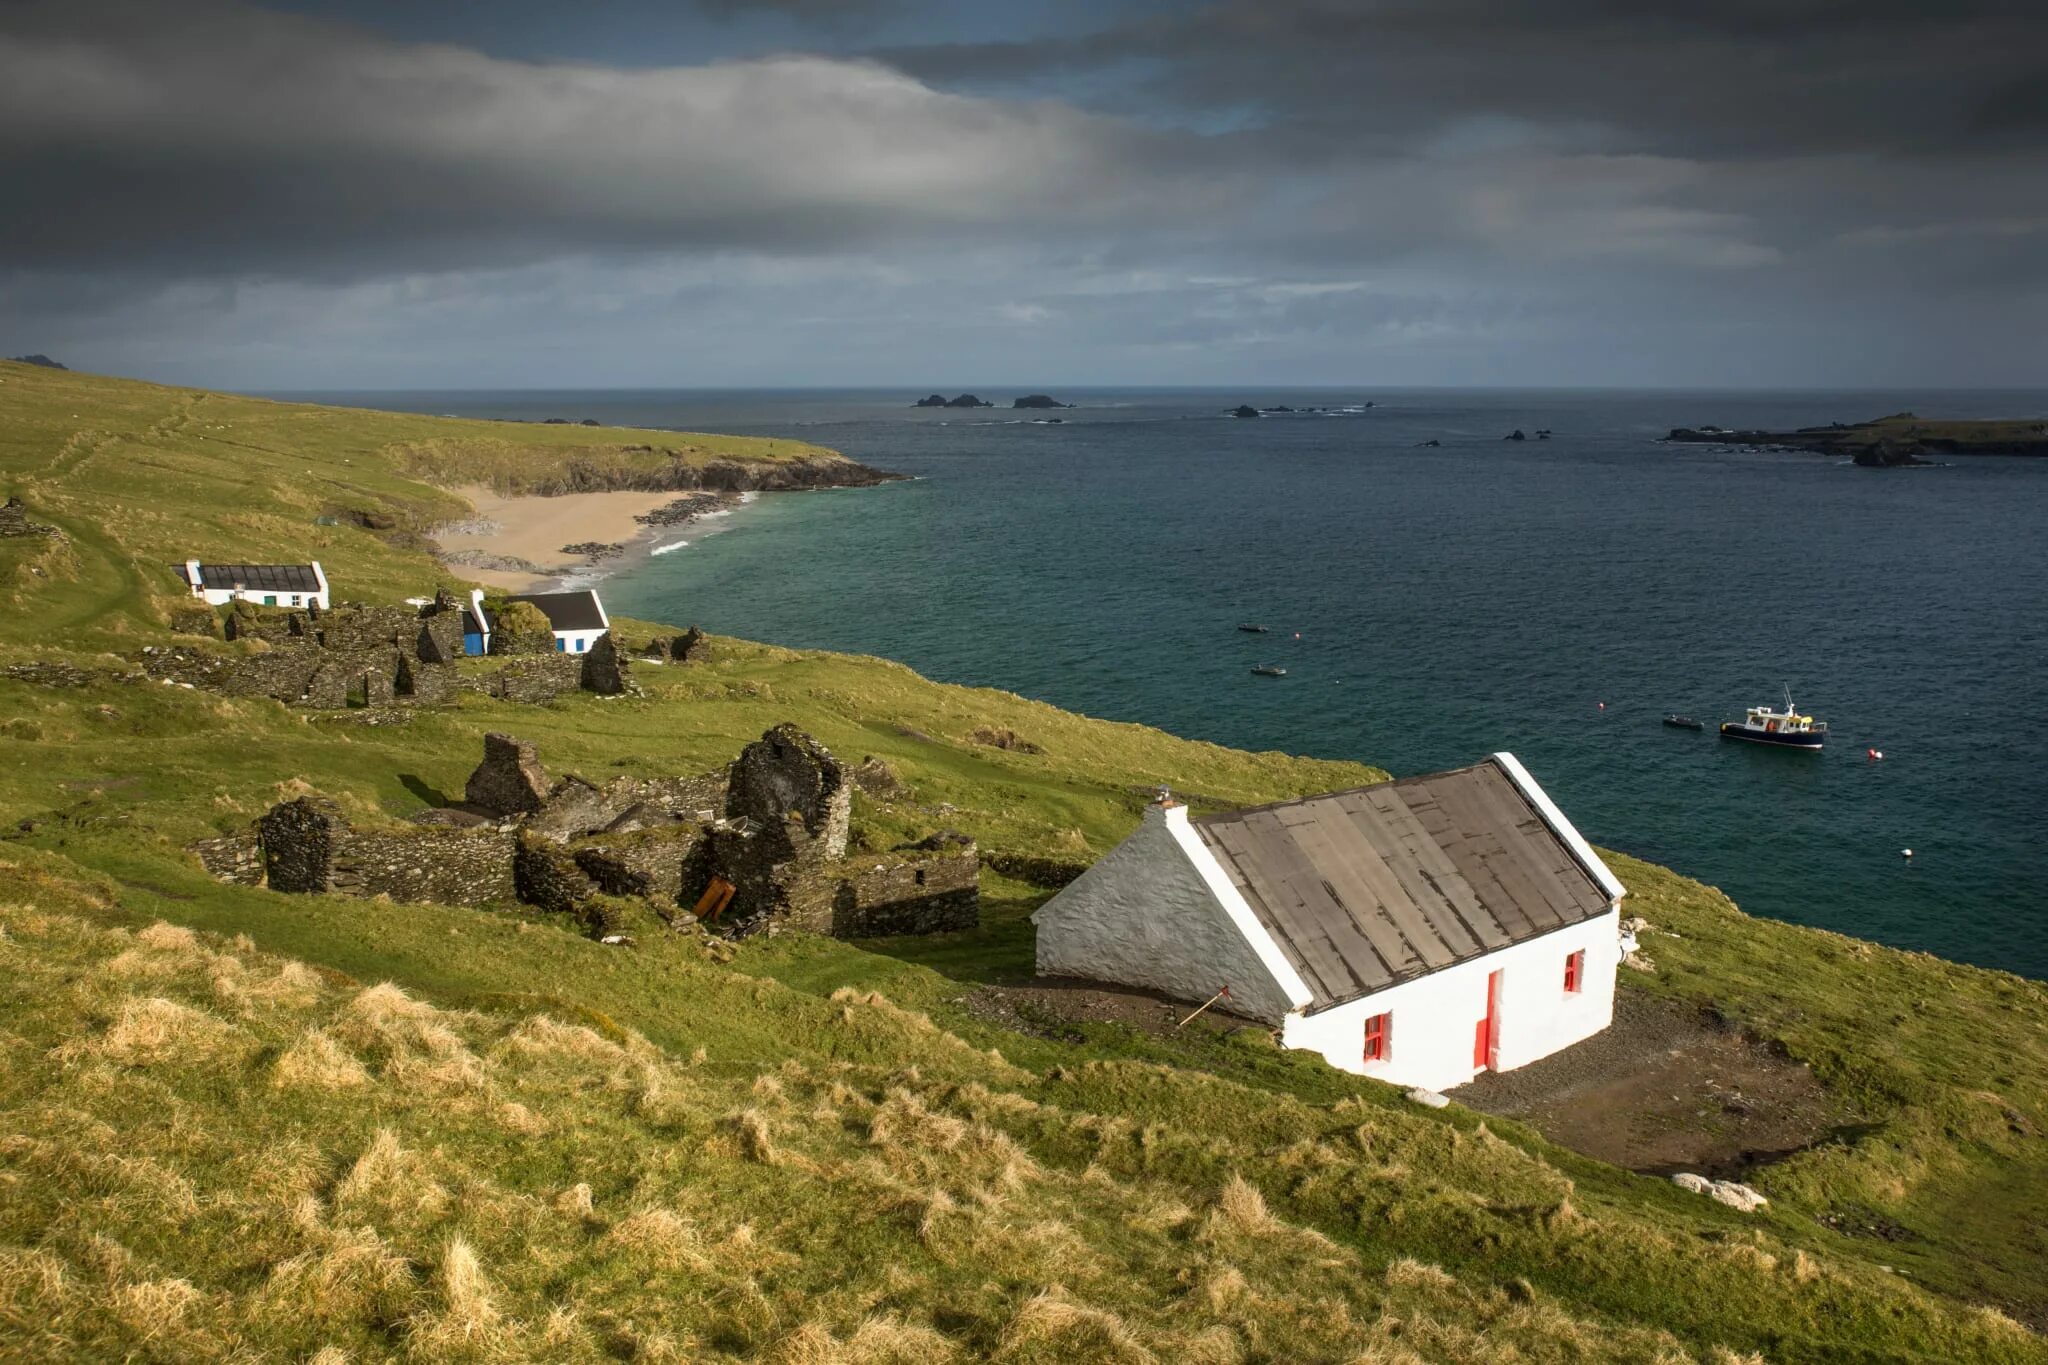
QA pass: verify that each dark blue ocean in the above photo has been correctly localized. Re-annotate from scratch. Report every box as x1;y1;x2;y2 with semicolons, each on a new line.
295;388;2048;979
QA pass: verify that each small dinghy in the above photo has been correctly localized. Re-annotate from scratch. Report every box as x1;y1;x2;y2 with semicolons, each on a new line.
1663;714;1705;731
1251;665;1288;677
1237;623;1269;633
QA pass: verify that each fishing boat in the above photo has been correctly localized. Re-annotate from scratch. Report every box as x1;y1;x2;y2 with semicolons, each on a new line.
1251;665;1287;677
1237;623;1269;633
1720;689;1827;750
1663;714;1705;731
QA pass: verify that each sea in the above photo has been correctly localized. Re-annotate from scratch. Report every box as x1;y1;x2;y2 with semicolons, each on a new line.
289;387;2048;980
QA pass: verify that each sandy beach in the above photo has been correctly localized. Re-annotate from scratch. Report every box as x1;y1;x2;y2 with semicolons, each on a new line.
432;485;685;592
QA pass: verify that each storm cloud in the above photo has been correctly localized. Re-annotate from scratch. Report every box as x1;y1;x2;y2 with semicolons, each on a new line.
2;0;2043;387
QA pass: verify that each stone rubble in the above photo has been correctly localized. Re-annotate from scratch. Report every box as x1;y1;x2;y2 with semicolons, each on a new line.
194;726;978;943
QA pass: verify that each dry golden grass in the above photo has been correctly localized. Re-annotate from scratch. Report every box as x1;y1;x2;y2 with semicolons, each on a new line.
272;1027;372;1089
0;896;2037;1365
606;1207;713;1272
60;994;243;1066
995;1289;1154;1363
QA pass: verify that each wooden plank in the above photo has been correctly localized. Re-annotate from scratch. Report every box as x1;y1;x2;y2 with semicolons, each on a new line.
1461;773;1590;927
1441;776;1572;932
1284;807;1428;978
1404;781;1530;943
1236;813;1387;996
1372;788;1497;957
1325;792;1473;967
1201;824;1321;990
1356;787;1514;952
1210;820;1363;999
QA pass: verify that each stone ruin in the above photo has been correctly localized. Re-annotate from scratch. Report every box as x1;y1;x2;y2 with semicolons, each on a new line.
138;590;630;710
190;725;979;941
638;625;708;664
0;496;62;539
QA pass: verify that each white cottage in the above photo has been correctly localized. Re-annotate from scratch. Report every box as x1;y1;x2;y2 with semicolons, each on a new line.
176;559;329;609
1032;753;1626;1093
459;587;610;656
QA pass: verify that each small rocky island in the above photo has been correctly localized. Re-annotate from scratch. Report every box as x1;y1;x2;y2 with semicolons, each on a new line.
1665;412;2048;466
914;393;994;408
1011;394;1071;409
1231;404;1261;419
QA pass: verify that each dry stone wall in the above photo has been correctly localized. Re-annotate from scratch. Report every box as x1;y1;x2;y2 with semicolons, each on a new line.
196;726;973;941
254;795;516;905
140;596;629;712
189;829;263;886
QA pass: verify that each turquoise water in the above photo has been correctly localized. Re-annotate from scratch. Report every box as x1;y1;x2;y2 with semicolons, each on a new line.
306;388;2048;978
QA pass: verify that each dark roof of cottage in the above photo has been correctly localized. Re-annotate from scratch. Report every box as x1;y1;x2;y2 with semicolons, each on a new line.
181;563;321;592
1192;758;1614;1013
505;590;606;633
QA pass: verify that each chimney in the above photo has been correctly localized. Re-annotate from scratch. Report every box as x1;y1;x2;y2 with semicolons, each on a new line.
184;559;203;593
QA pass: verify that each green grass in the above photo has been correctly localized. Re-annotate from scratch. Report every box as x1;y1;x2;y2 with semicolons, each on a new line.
0;358;850;646
2;364;2046;1361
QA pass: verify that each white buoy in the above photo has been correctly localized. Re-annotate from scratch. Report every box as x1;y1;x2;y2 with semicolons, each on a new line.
1901;849;1914;859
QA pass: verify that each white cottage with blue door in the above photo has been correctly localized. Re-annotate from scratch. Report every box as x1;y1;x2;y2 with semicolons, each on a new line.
461;587;611;656
1031;753;1626;1093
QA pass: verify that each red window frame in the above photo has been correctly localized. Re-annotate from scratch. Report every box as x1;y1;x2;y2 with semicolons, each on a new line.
1563;949;1585;994
1363;1011;1392;1064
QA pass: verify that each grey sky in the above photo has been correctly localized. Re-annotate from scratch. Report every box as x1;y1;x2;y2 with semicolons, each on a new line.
2;0;2043;388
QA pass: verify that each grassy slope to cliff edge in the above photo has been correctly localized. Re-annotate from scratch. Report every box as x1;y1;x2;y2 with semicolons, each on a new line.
1;365;2045;1358
1;665;2042;1359
0;359;863;648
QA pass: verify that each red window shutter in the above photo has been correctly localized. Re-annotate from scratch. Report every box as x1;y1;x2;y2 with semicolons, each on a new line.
1363;1012;1390;1063
1564;950;1584;994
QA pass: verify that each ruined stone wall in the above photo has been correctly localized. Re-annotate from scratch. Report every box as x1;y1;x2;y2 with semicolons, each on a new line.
224;606;302;645
258;797;347;892
255;795;515;905
316;605;422;651
189;829;263;886
472;655;584;704
725;724;850;859
774;845;980;938
605;774;726;820
335;827;516;906
580;633;629;695
982;852;1090;888
417;614;465;665
168;606;220;638
514;831;595;914
572;824;703;903
396;655;457;705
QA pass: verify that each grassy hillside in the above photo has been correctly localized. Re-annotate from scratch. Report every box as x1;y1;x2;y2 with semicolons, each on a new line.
0;358;853;645
2;365;2045;1361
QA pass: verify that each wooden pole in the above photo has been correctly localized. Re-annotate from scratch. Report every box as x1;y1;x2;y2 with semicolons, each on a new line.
1176;985;1231;1030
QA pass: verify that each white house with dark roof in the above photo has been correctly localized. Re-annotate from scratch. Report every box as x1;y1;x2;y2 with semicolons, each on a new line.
460;587;609;656
176;559;329;609
1031;753;1626;1093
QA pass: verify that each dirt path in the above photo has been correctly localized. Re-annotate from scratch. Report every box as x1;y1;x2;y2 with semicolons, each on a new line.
1457;988;1859;1178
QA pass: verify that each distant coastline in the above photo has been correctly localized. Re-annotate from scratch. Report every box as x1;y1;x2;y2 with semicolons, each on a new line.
1664;411;2048;465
